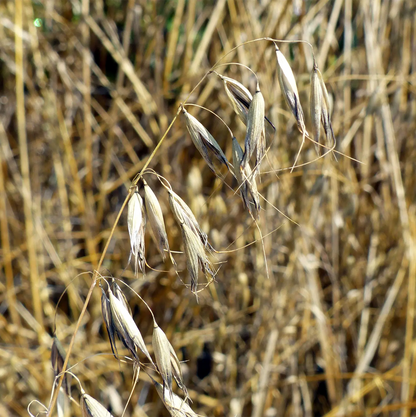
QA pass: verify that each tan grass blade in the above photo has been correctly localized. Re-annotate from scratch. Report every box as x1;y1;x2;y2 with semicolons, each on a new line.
108;288;154;364
81;390;114;417
242;82;265;175
143;180;173;263
181;107;230;178
127;187;146;275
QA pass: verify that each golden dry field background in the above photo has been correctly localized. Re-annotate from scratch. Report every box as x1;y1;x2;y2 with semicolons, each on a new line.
0;0;416;416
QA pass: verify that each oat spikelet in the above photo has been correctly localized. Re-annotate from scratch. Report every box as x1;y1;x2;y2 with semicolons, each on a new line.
310;61;322;155
108;288;154;364
316;66;337;157
232;137;260;218
100;287;119;359
242;82;265;174
152;324;173;397
143;180;173;263
181;223;214;297
152;323;187;399
127;187;146;275
154;380;197;417
217;73;253;125
81;389;114;417
168;189;210;249
181;107;230;178
51;336;72;397
110;279;131;315
275;45;306;133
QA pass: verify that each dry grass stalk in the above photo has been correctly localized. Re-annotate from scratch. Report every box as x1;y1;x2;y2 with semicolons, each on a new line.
143;179;173;263
81;389;114;417
152;322;188;399
232;137;260;218
275;44;306;134
107;287;154;364
168;189;210;249
51;336;71;397
181;222;214;296
181;106;230;178
154;381;197;417
241;82;265;175
127;187;146;275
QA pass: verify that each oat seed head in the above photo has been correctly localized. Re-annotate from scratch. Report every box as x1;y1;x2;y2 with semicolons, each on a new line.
81;391;114;417
181;107;230;178
168;189;209;249
108;288;154;364
154;381;197;417
143;180;172;262
127;188;146;275
100;287;119;360
275;45;306;133
242;84;265;174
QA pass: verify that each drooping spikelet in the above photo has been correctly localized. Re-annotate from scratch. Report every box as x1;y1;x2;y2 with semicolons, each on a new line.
181;223;214;297
153;380;197;417
242;82;265;174
168;189;210;249
316;65;337;156
232;137;260;218
100;287;119;359
143;180;173;263
152;322;188;400
214;72;276;135
215;72;253;125
127;186;146;275
80;389;114;417
181;107;230;178
275;44;307;134
107;287;154;364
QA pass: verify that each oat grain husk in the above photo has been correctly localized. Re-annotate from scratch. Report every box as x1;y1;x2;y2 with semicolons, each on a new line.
127;188;146;275
181;107;230;178
242;83;265;174
108;288;154;364
143;180;173;263
275;45;307;134
81;390;114;417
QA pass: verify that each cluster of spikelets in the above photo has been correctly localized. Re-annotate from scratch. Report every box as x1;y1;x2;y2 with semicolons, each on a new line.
181;41;336;219
41;40;337;417
128;174;215;297
47;278;197;417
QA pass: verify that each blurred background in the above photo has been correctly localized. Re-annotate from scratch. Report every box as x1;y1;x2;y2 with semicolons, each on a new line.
0;0;415;416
